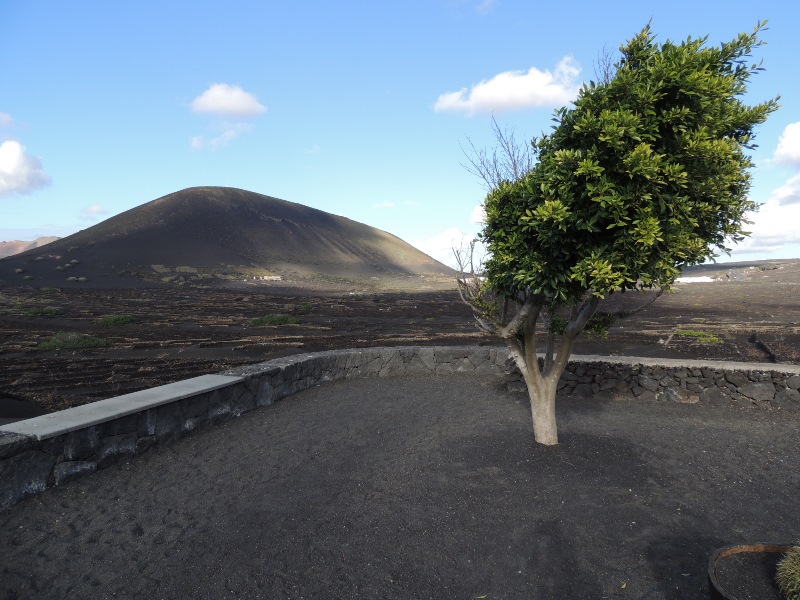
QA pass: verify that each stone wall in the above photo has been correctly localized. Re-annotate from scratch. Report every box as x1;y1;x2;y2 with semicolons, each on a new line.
0;346;505;512
2;346;799;512
504;355;800;408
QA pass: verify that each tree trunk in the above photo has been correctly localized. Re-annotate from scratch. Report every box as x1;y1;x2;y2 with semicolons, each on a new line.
526;377;559;446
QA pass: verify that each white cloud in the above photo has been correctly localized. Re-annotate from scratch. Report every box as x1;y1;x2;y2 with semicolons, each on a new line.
768;172;800;206
0;140;51;197
190;85;264;150
434;56;581;115
731;195;800;254
470;204;486;223
190;122;254;151
191;84;267;118
305;144;321;155
0;112;14;128
774;121;800;166
411;228;474;268
374;201;396;209
190;136;205;150
475;0;497;14
80;204;110;221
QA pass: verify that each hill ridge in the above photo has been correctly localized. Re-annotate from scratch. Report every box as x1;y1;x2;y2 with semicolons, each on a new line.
1;186;454;289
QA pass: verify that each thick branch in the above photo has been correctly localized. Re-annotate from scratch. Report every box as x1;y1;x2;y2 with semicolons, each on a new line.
548;294;600;378
612;287;665;318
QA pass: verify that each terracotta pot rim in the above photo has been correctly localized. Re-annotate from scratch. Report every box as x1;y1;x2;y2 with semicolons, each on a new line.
708;543;796;600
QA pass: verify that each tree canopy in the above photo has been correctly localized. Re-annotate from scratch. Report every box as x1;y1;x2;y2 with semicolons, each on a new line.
481;23;779;305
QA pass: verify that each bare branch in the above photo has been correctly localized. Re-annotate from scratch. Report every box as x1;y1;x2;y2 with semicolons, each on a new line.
593;44;617;85
460;115;534;191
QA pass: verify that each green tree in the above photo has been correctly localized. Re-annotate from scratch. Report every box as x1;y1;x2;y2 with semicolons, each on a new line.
457;23;778;445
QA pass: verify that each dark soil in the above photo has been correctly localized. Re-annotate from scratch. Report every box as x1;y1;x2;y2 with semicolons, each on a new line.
712;550;785;600
1;374;798;599
1;259;799;418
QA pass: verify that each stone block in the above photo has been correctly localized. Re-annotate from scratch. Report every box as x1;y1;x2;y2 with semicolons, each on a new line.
137;409;157;437
773;387;800;406
611;381;634;401
231;385;256;416
400;348;417;362
136;436;156;455
417;347;436;371
637;375;659;392
434;348;454;364
451;347;470;359
0;432;34;460
181;394;209;419
657;387;698;404
404;356;432;375
155;402;183;444
379;352;405;377
63;428;100;461
659;376;679;388
98;414;138;438
787;375;800;390
182;414;209;435
474;360;498;374
453;357;473;372
700;388;729;404
435;363;454;375
0;451;57;511
738;382;775;402
599;379;618;391
53;460;96;486
572;383;594;397
686;383;704;393
725;371;749;387
560;371;577;381
209;401;233;425
98;433;138;469
255;380;277;407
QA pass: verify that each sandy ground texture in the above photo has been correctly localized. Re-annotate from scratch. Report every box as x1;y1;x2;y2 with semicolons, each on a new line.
2;258;800;418
2;374;798;600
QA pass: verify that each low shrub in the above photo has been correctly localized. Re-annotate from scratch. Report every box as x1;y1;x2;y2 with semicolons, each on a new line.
99;314;140;327
677;329;724;344
777;546;800;600
38;332;111;350
251;313;299;326
21;305;61;317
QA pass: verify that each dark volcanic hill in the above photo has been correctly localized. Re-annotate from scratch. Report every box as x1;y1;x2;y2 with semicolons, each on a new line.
0;187;454;289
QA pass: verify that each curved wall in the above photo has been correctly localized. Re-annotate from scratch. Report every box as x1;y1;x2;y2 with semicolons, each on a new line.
1;346;799;512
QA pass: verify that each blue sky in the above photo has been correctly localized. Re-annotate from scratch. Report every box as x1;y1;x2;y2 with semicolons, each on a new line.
2;0;799;267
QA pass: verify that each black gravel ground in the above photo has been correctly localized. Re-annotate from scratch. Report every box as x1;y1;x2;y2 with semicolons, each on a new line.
1;374;798;599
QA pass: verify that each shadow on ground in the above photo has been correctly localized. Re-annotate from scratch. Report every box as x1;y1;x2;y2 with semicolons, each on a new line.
1;374;798;599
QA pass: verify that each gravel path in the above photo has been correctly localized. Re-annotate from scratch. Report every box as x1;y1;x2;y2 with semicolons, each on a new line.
1;374;798;599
